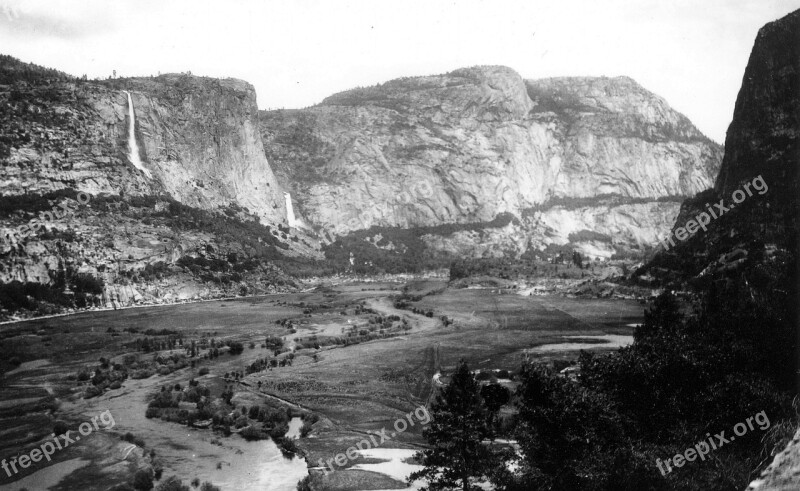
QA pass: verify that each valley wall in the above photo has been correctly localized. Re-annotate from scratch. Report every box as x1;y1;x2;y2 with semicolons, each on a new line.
261;67;722;259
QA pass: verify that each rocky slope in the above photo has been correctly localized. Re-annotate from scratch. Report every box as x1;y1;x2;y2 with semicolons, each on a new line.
0;57;321;318
642;8;799;283
748;428;800;491
261;67;722;260
632;11;799;488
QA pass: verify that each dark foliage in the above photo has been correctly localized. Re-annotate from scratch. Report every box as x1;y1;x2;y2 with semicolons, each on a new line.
507;256;797;490
324;213;518;274
0;188;80;218
411;360;505;490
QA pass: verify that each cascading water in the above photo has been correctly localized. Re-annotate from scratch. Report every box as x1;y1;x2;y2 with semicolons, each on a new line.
284;192;301;228
123;91;152;178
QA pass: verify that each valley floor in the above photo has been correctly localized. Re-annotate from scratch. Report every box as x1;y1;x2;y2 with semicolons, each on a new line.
0;279;643;491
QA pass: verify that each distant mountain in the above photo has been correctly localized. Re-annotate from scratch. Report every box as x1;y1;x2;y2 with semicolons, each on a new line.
261;67;722;263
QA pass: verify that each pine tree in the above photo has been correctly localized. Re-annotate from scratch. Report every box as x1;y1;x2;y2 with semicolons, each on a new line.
410;360;501;491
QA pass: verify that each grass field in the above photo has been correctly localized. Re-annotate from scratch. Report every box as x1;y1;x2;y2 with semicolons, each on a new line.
0;280;643;490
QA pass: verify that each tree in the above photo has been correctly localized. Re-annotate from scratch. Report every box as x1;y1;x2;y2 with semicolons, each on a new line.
507;364;637;490
480;383;510;425
410;360;501;491
572;250;582;268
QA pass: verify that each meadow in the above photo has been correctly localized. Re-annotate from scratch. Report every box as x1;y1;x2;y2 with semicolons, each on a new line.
0;280;643;490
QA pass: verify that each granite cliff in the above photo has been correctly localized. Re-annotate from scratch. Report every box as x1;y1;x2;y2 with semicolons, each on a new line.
261;67;722;261
715;9;799;200
0;58;318;318
1;66;286;223
643;8;799;283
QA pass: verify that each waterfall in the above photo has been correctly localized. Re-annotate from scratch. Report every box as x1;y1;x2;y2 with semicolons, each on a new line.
123;91;152;179
284;192;300;228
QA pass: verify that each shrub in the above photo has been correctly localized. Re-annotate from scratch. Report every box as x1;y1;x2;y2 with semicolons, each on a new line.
296;475;316;491
269;421;289;439
300;421;314;437
227;341;244;355
53;420;70;436
240;426;266;441
278;437;299;456
71;273;105;295
84;385;103;398
131;369;155;379
123;432;146;447
132;469;154;490
475;371;491;381
155;476;188;491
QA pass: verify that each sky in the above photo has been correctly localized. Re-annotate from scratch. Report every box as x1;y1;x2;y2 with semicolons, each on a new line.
0;0;797;143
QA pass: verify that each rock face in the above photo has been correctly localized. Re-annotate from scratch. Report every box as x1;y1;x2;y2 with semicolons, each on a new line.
644;9;799;280
0;59;305;317
0;63;286;225
747;429;800;491
261;66;722;258
714;10;799;201
120;75;287;224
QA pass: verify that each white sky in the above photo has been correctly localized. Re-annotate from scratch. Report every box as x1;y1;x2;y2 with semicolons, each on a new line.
0;0;797;143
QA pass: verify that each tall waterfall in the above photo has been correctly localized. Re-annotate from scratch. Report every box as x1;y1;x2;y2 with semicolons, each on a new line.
123;91;152;179
284;192;300;228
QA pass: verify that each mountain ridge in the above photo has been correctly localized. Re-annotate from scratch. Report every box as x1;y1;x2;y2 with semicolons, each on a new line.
0;55;721;317
261;65;722;262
